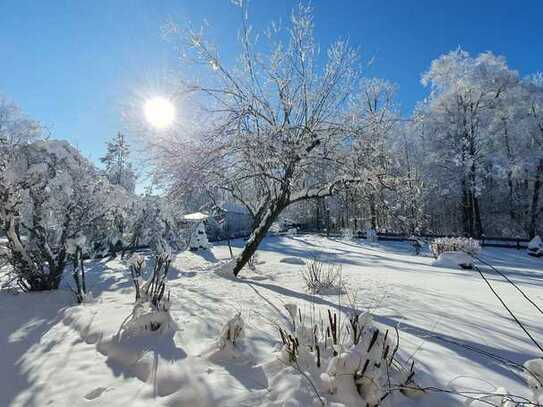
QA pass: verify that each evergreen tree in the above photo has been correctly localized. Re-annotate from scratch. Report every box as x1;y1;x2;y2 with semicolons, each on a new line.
100;132;136;193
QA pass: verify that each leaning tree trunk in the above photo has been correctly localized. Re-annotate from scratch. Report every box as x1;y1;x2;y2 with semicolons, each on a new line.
528;159;543;238
233;194;289;276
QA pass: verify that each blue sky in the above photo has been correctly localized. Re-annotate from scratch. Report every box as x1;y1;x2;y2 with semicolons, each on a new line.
1;0;542;165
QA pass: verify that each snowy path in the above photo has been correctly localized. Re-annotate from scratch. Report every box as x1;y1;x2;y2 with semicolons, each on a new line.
1;235;542;406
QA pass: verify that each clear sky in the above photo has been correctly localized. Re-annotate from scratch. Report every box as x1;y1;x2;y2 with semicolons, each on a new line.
1;0;542;164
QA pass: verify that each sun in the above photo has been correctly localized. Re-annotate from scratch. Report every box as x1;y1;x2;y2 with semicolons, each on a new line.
144;97;175;129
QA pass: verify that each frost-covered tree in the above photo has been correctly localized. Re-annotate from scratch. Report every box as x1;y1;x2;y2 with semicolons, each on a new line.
100;132;136;193
346;78;399;231
520;74;543;237
418;49;518;237
0;98;42;231
151;3;377;275
1;140;112;291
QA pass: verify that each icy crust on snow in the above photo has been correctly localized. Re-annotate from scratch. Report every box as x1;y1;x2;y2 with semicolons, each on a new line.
432;251;474;269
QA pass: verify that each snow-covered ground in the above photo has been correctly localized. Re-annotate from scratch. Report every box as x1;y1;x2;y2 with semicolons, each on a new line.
2;235;542;406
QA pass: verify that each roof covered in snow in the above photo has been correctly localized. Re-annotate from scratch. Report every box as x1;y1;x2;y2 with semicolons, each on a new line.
218;202;250;214
182;212;209;221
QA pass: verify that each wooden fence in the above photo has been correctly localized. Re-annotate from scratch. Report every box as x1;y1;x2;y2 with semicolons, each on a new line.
295;228;531;249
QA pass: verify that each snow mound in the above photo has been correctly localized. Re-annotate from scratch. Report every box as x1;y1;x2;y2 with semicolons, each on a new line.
527;236;543;257
280;257;306;265
432;251;474;269
524;358;543;403
528;236;542;250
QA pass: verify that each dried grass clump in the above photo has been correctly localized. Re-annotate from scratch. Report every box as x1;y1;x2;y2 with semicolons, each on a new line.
301;259;342;294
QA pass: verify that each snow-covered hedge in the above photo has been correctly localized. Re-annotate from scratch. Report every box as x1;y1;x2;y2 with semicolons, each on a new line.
430;237;481;258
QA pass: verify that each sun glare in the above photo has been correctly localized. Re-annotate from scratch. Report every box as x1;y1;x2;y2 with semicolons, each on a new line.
144;97;175;129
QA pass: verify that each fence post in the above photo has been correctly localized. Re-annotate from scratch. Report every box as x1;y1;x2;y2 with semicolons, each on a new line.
516;237;520;250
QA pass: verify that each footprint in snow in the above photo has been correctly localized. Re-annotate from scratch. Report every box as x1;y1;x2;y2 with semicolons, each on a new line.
83;387;109;400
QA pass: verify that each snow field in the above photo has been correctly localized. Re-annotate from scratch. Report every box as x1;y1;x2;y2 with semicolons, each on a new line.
2;235;543;406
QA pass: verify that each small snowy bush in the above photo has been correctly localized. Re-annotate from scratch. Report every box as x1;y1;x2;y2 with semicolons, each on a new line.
217;312;245;351
342;228;354;240
366;228;378;242
286;227;298;236
430;237;481;258
301;259;343;294
123;252;173;335
247;251;259;271
432;251;474;269
527;236;543;257
524;358;543;403
273;303;423;405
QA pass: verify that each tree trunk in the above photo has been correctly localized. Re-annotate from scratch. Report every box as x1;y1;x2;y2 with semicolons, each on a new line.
528;159;543;238
473;194;483;238
368;193;377;229
233;194;289;276
462;180;472;236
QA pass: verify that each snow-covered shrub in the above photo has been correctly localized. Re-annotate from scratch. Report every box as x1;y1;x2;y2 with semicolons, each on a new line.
273;303;423;405
430;237;481;258
527;236;543;257
123;252;173;334
190;221;209;251
0;140;112;291
301;259;343;294
366;228;378;242
286;227;298;236
524;358;543;403
432;251;474;269
247;251;259;271
321;311;422;405
217;312;245;351
411;238;424;256
342;228;354;240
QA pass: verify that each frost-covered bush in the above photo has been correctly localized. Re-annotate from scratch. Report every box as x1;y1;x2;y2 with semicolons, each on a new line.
366;228;378;242
524;358;543;403
123;252;173;334
301;259;343;294
430;237;481;258
217;312;244;351
247;251;259;271
432;251;474;269
527;236;543;257
0;140;112;291
342;228;354;240
273;303;423;405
